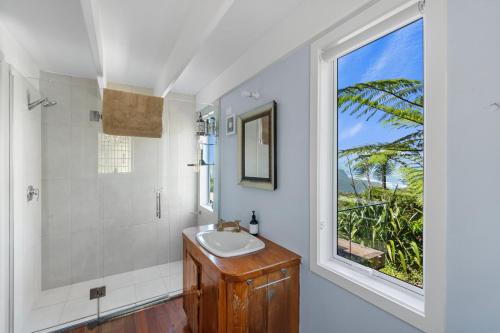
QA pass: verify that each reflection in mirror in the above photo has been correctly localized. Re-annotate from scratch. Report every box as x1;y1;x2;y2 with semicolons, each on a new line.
237;101;276;190
244;115;270;178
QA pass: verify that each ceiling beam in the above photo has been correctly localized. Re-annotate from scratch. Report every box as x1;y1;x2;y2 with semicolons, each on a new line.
80;0;105;93
154;0;234;97
196;0;409;106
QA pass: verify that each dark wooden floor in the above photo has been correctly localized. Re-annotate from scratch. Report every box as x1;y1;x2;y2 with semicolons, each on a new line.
65;297;191;333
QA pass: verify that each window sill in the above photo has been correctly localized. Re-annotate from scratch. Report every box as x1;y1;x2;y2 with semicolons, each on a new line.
311;258;424;328
199;204;214;213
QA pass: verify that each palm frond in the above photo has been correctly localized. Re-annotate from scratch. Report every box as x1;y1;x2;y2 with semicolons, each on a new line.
338;79;424;128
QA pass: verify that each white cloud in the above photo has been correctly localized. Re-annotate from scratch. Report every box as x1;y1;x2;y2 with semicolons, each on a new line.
340;122;363;139
360;23;420;82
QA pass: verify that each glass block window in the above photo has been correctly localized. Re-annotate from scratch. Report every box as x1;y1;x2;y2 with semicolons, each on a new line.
98;133;132;174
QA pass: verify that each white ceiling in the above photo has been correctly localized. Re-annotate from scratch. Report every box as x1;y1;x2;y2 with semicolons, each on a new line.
98;0;195;88
172;0;302;95
0;0;96;79
0;0;304;95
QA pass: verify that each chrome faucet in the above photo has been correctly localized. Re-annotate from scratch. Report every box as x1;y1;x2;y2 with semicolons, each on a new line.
217;219;241;232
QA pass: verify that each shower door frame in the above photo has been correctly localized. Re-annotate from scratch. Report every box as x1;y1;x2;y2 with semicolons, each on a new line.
7;63;14;333
6;65;44;333
0;61;13;333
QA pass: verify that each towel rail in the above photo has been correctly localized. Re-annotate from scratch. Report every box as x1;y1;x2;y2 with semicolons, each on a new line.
252;276;290;291
246;268;290;290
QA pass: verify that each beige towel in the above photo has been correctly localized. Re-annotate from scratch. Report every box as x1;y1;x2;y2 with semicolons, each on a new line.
102;88;164;138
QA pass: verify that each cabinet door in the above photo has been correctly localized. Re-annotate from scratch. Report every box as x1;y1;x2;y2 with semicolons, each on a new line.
246;265;299;333
267;266;299;333
200;270;219;333
184;251;200;332
247;274;268;333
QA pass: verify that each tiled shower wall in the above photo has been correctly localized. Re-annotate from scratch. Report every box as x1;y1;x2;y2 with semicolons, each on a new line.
40;72;185;290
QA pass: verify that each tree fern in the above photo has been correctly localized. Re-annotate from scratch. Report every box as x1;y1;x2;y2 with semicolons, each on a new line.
338;78;424;191
338;79;423;129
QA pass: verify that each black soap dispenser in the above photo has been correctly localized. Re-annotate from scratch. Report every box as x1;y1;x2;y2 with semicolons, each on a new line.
249;210;259;235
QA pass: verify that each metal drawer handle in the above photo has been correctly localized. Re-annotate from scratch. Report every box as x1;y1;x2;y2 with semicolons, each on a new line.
247;269;290;290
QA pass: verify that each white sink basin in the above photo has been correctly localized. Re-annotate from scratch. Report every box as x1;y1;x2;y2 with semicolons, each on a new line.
196;230;265;258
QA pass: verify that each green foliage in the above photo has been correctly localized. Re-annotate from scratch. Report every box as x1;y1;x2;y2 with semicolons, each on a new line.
337;78;425;287
410;241;422;270
380;263;423;286
338;190;423;287
337;79;423;128
386;240;395;263
338;79;424;175
353;157;374;184
369;153;396;189
400;167;424;205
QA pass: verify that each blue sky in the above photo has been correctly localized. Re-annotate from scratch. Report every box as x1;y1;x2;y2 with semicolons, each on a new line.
337;19;423;185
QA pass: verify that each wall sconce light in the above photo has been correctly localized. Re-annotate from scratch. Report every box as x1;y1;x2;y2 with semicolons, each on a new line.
241;90;260;99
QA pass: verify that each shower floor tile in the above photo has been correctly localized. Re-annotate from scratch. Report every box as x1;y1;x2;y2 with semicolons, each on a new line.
102;271;135;291
59;297;97;323
132;266;161;284
101;285;136;312
28;261;183;333
170;261;183;275
33;285;70;308
134;278;167;300
158;263;171;277
68;278;104;300
27;303;65;333
165;273;183;294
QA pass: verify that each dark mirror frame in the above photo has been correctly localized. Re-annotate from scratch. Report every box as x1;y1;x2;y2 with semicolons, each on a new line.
237;101;277;190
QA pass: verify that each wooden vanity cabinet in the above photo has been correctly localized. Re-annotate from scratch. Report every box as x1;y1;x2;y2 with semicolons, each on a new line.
227;264;299;333
183;251;201;332
182;226;301;333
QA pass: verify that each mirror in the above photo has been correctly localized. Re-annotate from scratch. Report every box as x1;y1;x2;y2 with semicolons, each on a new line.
237;101;276;190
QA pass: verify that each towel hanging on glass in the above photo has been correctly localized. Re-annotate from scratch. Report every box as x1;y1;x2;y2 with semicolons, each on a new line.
102;88;164;138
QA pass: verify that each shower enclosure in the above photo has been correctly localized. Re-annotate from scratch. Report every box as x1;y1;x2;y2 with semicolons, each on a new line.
3;65;210;332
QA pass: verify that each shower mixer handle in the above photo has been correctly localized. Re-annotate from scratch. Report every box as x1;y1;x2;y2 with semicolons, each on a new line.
27;185;39;202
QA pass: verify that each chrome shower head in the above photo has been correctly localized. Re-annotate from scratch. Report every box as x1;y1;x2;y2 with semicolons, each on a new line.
42;99;57;108
28;97;57;110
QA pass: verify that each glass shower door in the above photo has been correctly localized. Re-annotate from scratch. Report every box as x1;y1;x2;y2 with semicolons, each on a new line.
98;93;200;314
98;132;168;314
9;68;200;331
163;95;200;297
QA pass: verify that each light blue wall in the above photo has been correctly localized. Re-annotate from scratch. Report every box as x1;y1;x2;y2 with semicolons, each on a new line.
219;46;421;332
446;0;500;332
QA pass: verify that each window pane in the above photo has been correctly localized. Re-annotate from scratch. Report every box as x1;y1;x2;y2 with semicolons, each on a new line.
98;133;132;174
208;164;215;207
199;132;216;209
336;19;423;288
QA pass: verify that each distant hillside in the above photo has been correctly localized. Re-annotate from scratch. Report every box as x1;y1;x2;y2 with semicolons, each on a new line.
338;169;364;193
338;169;381;194
338;169;403;193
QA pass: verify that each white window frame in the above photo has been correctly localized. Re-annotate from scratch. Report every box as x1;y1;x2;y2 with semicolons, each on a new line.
199;134;215;212
198;105;219;223
309;1;446;332
332;16;424;296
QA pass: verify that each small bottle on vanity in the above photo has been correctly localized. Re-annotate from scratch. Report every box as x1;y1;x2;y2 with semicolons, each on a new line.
249;210;259;235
